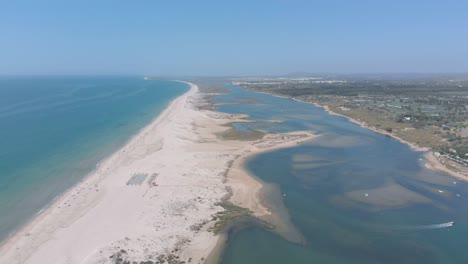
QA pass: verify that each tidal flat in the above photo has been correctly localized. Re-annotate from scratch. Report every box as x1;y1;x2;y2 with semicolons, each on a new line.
215;84;468;264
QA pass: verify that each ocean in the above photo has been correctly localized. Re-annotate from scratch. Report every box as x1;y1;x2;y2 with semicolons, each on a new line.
0;77;188;241
215;84;468;264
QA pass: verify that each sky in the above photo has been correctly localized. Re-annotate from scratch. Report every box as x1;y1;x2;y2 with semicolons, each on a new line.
1;0;468;76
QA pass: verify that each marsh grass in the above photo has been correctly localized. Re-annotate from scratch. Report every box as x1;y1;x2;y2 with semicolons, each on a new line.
210;202;252;234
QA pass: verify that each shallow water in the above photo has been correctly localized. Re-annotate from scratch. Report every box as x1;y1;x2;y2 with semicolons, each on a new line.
216;85;468;264
0;77;187;241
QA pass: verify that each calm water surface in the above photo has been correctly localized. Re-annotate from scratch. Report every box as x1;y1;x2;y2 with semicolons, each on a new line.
216;85;468;264
0;77;187;241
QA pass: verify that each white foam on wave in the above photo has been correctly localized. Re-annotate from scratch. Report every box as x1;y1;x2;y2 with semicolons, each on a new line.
397;221;454;231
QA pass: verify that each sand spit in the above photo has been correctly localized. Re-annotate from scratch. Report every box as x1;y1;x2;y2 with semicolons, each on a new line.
0;82;315;264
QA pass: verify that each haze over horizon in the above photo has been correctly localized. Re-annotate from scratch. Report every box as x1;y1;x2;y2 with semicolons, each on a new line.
1;0;468;76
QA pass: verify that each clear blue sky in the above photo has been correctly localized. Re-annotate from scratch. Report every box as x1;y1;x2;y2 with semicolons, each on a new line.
1;0;468;76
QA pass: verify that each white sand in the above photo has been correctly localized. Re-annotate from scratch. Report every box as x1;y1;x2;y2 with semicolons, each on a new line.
0;82;316;264
425;152;468;182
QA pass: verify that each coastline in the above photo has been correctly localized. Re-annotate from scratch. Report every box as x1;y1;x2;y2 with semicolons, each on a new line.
244;87;467;182
0;82;202;263
309;102;429;152
307;101;468;182
0;82;316;264
226;132;316;236
246;87;428;152
0;81;192;245
424;152;468;181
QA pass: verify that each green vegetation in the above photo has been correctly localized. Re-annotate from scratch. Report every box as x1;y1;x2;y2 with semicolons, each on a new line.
216;126;266;141
210;202;252;234
234;75;468;171
326;104;445;148
109;250;187;264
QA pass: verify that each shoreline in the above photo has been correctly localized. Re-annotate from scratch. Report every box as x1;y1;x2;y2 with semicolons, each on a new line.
0;81;193;246
0;82;317;264
226;132;316;230
307;101;429;152
204;131;317;264
424;152;468;181
306;101;468;182
1;80;194;245
243;87;467;182
0;82;201;263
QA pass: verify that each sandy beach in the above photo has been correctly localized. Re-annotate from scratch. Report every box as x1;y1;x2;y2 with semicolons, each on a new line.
0;82;316;264
424;152;468;182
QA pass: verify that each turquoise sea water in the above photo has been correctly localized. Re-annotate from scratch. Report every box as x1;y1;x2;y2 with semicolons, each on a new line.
0;77;187;241
216;85;468;264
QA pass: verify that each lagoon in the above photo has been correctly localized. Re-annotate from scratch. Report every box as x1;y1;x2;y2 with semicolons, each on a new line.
216;85;468;264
